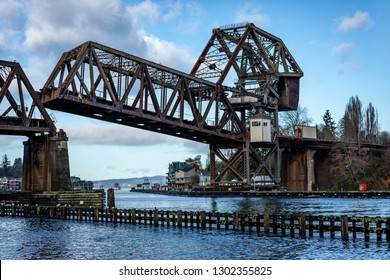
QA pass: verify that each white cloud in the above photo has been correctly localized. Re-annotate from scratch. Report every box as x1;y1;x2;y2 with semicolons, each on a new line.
64;124;177;146
0;0;23;28
338;11;374;31
23;0;147;56
234;3;270;27
144;35;195;72
332;42;354;56
162;1;183;22
126;0;159;24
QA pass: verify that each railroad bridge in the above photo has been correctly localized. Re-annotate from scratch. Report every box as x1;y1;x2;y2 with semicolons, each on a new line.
0;23;386;192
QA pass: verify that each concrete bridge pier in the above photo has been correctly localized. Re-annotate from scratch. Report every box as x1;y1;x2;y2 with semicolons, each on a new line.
22;129;71;192
281;148;317;191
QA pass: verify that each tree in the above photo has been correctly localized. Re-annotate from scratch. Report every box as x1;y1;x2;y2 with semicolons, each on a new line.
279;105;313;135
1;154;11;177
378;131;390;146
11;158;23;178
318;109;337;140
329;142;369;189
364;102;379;143
340;96;363;142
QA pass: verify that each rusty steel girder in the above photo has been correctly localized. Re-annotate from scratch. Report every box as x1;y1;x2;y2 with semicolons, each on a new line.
191;22;303;112
0;60;56;136
40;41;250;144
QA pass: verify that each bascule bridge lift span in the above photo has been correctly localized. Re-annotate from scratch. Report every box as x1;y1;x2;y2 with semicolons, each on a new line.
40;23;303;188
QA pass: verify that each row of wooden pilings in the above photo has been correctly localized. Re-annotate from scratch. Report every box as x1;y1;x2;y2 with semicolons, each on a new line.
1;205;390;242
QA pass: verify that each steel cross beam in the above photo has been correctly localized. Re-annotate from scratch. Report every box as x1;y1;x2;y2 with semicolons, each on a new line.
0;60;56;136
191;22;303;112
190;23;303;188
40;41;248;144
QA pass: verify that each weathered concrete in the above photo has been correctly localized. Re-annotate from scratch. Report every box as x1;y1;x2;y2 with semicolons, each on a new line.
22;129;71;192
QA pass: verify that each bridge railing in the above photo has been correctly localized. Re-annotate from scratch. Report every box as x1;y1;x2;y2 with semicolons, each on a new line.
1;205;390;242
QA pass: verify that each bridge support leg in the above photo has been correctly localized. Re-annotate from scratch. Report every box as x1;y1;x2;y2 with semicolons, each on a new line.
22;129;71;192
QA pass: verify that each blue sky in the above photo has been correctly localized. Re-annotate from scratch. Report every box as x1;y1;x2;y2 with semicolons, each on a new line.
0;0;389;181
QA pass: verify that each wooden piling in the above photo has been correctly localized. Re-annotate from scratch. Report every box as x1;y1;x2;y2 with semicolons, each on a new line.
131;209;136;224
153;208;158;226
224;213;229;230
386;218;390;242
233;212;239;231
3;205;390;242
364;217;370;241
341;215;349;241
376;218;382;241
264;212;270;234
289;214;295;237
177;210;182;228
299;213;306;238
107;188;115;208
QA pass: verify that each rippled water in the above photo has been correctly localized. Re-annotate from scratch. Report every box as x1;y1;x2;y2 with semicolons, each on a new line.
1;190;390;260
116;190;390;217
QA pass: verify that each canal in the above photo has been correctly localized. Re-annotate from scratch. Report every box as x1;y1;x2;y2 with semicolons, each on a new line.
1;189;390;260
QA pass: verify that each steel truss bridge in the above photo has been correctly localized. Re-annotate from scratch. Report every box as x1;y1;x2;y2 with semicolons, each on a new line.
1;23;304;188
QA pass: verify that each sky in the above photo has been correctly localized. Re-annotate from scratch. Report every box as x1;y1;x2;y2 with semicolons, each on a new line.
0;0;389;181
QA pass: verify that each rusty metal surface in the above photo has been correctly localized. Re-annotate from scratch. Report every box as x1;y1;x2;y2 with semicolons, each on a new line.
40;41;247;144
38;23;304;188
191;23;303;112
0;60;56;136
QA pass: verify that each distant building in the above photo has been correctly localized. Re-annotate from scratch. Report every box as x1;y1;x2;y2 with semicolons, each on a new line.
167;161;191;188
173;167;197;189
0;177;21;190
199;171;210;186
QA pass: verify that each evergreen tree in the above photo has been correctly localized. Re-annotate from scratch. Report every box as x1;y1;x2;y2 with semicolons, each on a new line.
321;109;337;140
11;158;23;177
2;154;10;177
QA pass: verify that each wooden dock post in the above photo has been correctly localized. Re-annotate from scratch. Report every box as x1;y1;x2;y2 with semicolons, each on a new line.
289;214;295;237
281;215;286;235
386;218;390;242
225;213;229;230
341;215;349;241
352;218;357;239
153;208;159;226
299;213;306;238
94;208;100;222
131;209;136;224
272;214;277;234
264;212;270;234
364;217;370;241
177;210;182;228
308;215;314;237
256;214;261;233
233;212;239;231
200;211;206;230
319;216;324;237
376;218;382;241
107;188;115;208
330;217;335;238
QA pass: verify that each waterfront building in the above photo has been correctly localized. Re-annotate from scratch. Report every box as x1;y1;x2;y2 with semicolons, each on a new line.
174;167;197;190
166;161;191;188
0;177;22;190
